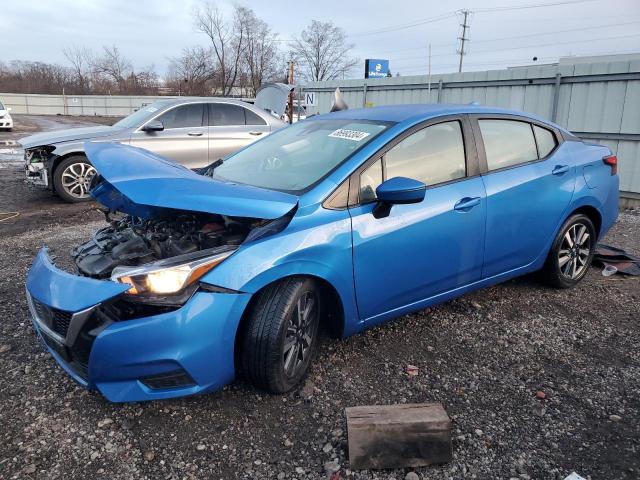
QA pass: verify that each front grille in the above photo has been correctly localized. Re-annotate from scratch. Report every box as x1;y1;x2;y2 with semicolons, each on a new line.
31;297;72;337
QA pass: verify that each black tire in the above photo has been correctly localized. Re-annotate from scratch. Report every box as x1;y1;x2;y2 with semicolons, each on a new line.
541;214;596;288
240;277;322;393
52;155;96;203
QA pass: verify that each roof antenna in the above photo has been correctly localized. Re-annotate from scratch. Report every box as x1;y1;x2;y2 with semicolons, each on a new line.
468;101;480;106
330;87;349;112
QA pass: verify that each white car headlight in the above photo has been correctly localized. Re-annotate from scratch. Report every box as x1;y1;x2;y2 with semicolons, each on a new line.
111;247;235;296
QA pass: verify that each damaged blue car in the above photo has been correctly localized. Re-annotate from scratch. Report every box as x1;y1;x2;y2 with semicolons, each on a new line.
26;104;619;402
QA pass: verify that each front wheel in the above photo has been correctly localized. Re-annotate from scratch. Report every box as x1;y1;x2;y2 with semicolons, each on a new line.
52;155;96;203
541;214;596;288
240;277;321;393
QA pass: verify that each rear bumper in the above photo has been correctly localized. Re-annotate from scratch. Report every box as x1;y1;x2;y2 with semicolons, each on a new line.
26;248;251;402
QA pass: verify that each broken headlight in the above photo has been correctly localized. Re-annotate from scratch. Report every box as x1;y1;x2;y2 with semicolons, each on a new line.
25;145;55;163
110;247;236;297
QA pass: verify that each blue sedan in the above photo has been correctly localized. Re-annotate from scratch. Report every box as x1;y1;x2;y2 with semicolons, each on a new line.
26;104;619;402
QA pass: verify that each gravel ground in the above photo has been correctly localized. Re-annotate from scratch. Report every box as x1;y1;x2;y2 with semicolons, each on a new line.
0;116;639;480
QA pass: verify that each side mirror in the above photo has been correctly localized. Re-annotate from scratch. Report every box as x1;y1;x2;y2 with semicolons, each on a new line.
7;107;11;112
142;120;164;132
373;177;426;218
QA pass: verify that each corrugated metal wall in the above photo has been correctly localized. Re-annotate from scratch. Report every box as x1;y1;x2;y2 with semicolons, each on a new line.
302;59;640;198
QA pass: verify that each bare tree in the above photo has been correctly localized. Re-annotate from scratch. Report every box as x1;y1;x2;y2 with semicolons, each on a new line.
63;46;93;93
91;45;133;92
193;3;251;96
290;20;358;81
167;46;215;95
243;11;281;96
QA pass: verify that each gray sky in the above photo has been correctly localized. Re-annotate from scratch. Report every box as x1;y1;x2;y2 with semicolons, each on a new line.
4;0;640;78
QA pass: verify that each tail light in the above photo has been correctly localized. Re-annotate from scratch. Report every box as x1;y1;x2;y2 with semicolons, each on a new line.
603;155;617;175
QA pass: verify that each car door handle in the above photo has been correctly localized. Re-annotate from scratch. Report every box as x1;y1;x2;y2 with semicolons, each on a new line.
187;131;204;136
249;131;263;136
552;164;569;175
454;197;481;212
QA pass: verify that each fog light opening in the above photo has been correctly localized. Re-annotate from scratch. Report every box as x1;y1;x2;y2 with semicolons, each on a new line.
140;369;196;390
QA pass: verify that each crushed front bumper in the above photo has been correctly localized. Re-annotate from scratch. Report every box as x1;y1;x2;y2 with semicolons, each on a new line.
24;149;50;187
26;248;251;402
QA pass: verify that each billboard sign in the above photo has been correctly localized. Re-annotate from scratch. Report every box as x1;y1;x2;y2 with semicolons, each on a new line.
365;59;390;78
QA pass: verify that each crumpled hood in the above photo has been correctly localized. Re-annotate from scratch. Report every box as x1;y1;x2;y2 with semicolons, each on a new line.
19;125;124;149
85;142;298;220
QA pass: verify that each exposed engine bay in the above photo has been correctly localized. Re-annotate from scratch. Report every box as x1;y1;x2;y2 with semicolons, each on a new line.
73;210;263;279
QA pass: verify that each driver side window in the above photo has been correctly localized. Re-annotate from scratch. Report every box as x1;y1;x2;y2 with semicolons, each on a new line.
384;121;466;186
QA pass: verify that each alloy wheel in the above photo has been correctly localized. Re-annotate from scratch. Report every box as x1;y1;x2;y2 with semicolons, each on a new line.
61;162;96;199
283;291;318;378
558;222;591;279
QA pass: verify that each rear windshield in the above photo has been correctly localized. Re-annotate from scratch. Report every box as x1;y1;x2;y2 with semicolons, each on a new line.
213;118;391;192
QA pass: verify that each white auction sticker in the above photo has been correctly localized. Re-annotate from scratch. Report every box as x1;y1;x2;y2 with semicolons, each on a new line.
328;129;371;141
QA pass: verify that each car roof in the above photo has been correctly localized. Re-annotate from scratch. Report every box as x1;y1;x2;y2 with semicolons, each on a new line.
151;97;252;107
311;103;557;127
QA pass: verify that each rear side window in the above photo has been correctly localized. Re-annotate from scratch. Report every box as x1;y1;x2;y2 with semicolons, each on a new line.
245;108;267;126
533;125;557;158
384;121;466;186
479;120;538;171
157;103;204;129
210;103;245;126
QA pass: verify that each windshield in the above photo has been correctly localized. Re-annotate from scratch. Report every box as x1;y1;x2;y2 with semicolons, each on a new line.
0;101;4;110
213;119;391;192
113;101;171;128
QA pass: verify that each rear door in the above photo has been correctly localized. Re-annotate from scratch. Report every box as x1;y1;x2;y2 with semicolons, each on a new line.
208;103;270;161
348;116;487;322
472;116;576;278
129;102;208;168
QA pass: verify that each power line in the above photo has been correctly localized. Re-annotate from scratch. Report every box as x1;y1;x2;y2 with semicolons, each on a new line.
474;0;597;13
350;12;457;37
391;31;640;63
349;0;597;38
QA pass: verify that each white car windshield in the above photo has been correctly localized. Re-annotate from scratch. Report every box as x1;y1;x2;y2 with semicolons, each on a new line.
213;119;391;192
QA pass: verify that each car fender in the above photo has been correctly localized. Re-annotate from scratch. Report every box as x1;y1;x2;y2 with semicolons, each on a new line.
200;208;363;337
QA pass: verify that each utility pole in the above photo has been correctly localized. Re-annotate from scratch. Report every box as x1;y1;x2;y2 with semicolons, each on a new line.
288;60;294;124
457;9;470;73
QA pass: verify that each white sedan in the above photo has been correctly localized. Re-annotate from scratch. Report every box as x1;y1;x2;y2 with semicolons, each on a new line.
0;100;13;131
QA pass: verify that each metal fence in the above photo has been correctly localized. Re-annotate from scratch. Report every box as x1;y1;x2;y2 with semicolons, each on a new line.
0;93;176;117
301;59;640;202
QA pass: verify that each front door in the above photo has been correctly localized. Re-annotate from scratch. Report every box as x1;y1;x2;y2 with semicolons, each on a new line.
349;118;487;322
208;103;270;161
473;117;576;278
129;102;208;168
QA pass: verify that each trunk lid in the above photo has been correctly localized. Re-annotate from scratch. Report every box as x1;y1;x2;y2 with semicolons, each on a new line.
254;82;294;117
85;142;298;219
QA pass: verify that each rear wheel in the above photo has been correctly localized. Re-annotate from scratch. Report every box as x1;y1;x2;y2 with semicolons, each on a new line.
53;155;96;203
240;277;321;393
541;214;596;288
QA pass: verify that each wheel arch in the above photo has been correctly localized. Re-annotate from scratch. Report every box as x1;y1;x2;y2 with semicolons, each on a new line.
568;204;602;238
50;149;88;178
233;273;347;371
